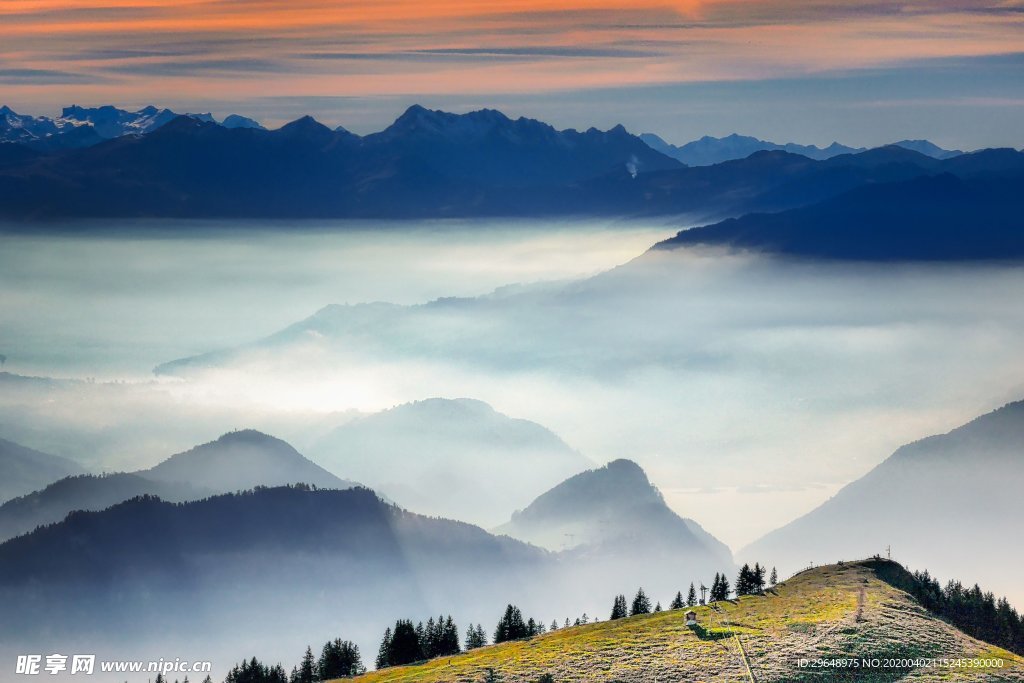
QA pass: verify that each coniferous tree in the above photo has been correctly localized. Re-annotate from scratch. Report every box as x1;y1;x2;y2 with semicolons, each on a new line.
710;573;731;602
465;624;481;650
318;639;364;678
687;582;697;607
385;620;424;666
421;618;436;658
580;613;588;625
297;646;316;683
415;621;426;655
753;563;767;594
630;588;652;616
670;591;684;610
471;623;489;650
610;594;628;620
737;564;754;596
895;567;1024;656
225;658;288;683
375;628;392;670
718;574;731;601
439;616;461;656
769;567;778;587
654;602;662;613
494;605;529;643
550;620;559;632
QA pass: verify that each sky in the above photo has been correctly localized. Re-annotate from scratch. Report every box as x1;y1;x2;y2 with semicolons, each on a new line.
1;0;1023;148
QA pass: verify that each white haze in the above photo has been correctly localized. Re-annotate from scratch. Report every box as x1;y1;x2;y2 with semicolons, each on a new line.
2;221;1024;556
0;219;673;377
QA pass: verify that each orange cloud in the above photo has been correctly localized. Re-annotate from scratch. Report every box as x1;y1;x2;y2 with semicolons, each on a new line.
0;0;1020;113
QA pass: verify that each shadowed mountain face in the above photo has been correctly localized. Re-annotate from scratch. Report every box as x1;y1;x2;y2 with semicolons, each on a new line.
0;437;85;504
0;107;679;219
0;473;204;542
741;400;1024;608
497;459;734;598
310;398;592;527
0;430;358;543
1;105;1007;223
657;165;1024;260
0;486;551;673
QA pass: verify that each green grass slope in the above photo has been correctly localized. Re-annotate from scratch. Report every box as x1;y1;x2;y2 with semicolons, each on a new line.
346;560;1023;683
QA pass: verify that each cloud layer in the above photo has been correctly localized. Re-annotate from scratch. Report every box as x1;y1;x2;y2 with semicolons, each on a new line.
2;1;1023;146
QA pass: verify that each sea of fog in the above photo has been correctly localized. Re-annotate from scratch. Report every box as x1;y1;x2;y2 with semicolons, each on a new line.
3;218;1024;548
0;218;675;377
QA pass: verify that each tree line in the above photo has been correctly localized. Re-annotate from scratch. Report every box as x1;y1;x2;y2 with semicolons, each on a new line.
610;563;778;621
375;616;461;669
221;637;365;683
903;568;1024;655
214;563;778;683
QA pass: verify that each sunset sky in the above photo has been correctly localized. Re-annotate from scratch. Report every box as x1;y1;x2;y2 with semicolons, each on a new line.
2;0;1023;148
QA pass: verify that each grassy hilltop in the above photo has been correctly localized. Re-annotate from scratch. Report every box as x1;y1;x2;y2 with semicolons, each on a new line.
345;560;1023;683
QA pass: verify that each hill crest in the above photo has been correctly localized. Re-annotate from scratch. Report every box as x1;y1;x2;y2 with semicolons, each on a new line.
348;559;1023;683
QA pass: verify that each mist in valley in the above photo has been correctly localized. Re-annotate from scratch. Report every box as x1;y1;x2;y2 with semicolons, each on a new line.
3;222;1024;542
2;219;1024;678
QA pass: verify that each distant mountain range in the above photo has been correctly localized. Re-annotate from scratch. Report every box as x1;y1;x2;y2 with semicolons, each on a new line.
655;159;1024;260
0;430;358;542
0;106;680;219
0;457;734;672
0;485;547;669
640;132;963;166
741;400;1024;608
0;104;262;150
0;437;86;504
0;104;1009;223
309;398;592;527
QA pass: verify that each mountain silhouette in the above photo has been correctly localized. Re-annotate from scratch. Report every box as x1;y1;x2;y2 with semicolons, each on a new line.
642;132;962;166
0;106;679;219
0;105;1012;221
0;472;203;542
497;459;734;598
144;429;356;492
741;400;1024;608
0;430;358;543
640;132;865;165
310;398;592;527
656;166;1024;260
0;485;548;672
0;437;86;504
